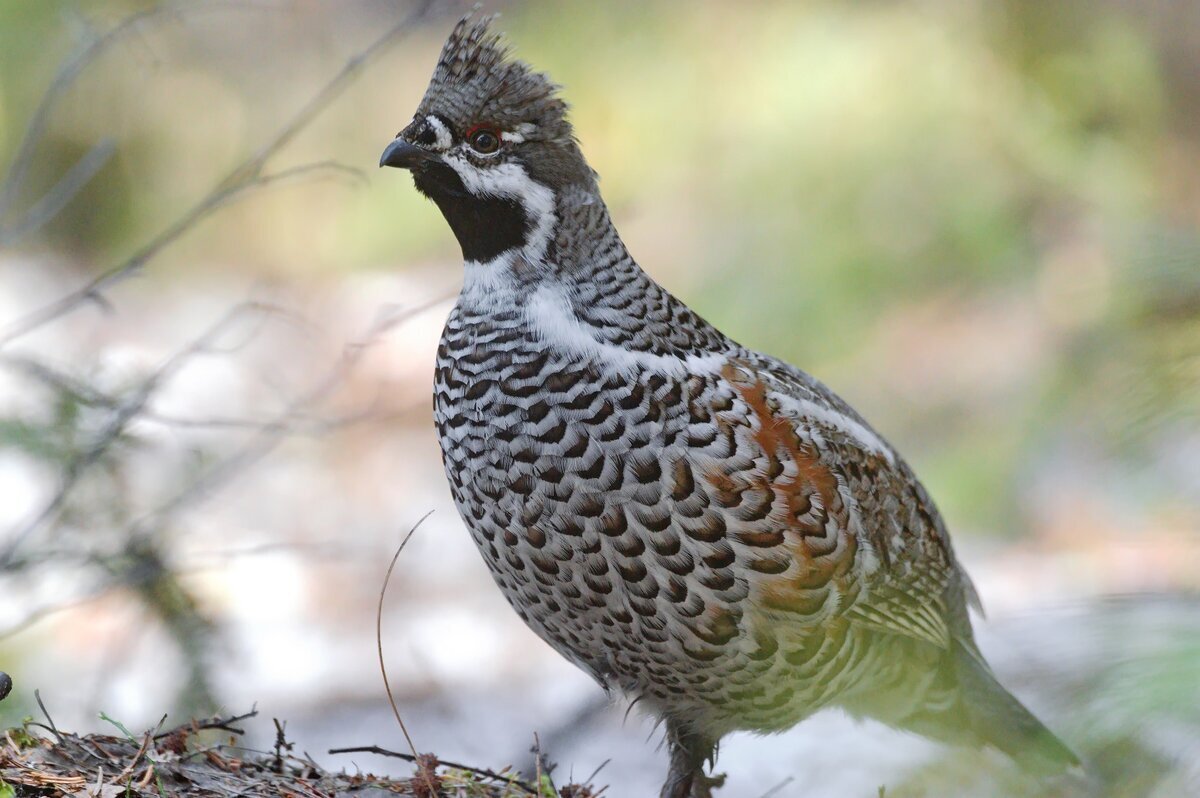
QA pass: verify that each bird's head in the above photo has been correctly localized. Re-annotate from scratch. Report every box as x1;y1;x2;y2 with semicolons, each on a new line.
380;14;594;264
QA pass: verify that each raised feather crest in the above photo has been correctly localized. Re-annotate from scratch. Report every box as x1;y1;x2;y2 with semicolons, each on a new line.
418;12;572;141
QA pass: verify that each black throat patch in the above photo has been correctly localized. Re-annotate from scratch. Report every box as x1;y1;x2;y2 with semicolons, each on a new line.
411;161;532;263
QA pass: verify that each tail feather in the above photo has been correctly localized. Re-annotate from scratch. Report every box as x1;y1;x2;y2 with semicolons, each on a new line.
949;640;1079;774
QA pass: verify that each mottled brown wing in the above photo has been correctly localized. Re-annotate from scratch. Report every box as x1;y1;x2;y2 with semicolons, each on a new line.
714;358;971;651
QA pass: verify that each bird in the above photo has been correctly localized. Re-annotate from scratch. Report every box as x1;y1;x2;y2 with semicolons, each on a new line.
379;13;1078;797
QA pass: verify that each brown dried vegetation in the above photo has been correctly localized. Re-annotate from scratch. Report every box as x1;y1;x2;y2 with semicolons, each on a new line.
0;709;601;798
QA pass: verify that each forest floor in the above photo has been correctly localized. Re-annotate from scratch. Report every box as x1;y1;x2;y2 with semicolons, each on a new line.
0;707;598;798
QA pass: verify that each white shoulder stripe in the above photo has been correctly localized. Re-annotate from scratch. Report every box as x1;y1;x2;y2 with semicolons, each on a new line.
526;285;726;377
772;391;895;464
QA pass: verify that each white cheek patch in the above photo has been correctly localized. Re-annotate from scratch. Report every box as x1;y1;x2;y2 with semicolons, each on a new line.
442;153;557;262
424;115;453;151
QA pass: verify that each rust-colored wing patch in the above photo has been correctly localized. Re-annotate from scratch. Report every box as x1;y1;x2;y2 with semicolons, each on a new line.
702;363;859;618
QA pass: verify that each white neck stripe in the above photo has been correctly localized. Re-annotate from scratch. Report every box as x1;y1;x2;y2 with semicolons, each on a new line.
526;285;726;376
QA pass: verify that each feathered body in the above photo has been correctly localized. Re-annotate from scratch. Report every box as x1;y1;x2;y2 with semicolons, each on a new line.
382;15;1076;796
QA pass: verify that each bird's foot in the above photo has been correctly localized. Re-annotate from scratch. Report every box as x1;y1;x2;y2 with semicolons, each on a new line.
660;722;720;798
690;770;726;798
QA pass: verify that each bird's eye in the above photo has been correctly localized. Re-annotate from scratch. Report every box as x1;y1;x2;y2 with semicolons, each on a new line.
468;127;501;154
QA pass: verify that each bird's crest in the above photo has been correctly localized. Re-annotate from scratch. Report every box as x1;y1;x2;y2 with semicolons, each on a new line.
417;12;571;141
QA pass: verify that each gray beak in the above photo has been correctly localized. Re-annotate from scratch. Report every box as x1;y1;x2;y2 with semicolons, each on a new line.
379;138;436;169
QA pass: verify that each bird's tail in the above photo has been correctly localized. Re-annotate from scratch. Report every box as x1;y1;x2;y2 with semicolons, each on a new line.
945;639;1079;774
892;639;1079;774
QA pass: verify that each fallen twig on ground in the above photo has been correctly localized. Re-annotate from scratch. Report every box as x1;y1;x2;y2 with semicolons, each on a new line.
0;710;604;798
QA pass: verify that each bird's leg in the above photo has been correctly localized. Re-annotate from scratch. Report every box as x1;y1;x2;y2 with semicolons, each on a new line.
660;722;721;798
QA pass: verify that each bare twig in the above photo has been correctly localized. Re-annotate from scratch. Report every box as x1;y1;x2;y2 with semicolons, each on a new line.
532;731;556;794
327;745;538;795
0;349;402;439
0;301;273;567
0;0;434;347
128;299;443;538
0;3;286;243
112;727;155;785
154;708;258;742
584;759;611;787
758;776;795;798
271;718;291;774
0;139;117;247
0;6;162;222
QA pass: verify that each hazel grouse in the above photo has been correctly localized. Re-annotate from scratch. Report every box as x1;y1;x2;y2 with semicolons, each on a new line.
379;14;1078;798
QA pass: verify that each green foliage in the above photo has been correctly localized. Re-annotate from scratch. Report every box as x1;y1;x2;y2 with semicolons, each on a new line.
99;710;137;741
8;717;38;750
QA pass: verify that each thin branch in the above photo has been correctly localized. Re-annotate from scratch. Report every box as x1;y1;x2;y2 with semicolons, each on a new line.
153;708;258;741
0;333;407;439
217;0;435;194
758;776;796;798
0;7;163;222
327;746;538;795
270;718;291;774
0;302;272;567
128;298;446;535
0;0;434;348
112;726;155;785
584;759;611;788
0;139;117;246
0;354;120;407
0;2;283;234
2;298;438;623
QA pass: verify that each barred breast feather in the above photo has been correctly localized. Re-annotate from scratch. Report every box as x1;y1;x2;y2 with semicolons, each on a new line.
433;217;983;742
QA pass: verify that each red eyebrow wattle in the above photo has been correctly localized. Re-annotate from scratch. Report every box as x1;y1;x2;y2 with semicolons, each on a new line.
464;123;499;139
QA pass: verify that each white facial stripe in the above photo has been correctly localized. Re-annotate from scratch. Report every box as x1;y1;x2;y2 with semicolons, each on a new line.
442;154;557;262
500;123;537;144
527;285;727;377
425;115;452;150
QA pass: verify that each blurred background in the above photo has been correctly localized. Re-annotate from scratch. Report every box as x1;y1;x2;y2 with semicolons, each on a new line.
0;0;1197;795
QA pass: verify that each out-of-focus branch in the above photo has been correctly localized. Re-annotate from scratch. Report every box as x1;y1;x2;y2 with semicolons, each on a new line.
0;2;279;244
0;0;434;347
0;0;444;724
131;299;442;534
0;139;116;247
0;333;402;437
0;295;441;636
0;6;163;224
0;301;272;567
